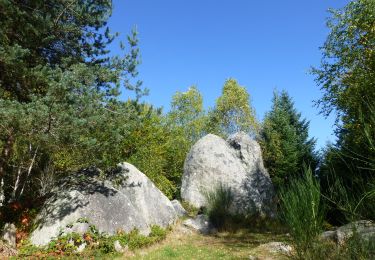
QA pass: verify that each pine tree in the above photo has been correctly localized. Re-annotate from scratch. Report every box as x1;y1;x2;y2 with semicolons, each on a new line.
0;1;144;208
260;90;317;189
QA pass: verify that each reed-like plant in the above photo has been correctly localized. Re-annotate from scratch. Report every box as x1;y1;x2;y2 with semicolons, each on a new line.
279;166;324;258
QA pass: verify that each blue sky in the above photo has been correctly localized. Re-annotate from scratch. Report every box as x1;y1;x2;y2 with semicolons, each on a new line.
108;0;349;149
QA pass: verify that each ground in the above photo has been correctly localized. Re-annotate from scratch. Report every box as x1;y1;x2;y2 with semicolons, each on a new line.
121;223;291;260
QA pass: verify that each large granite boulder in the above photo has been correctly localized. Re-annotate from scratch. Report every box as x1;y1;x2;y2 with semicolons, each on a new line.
181;132;274;217
31;162;177;246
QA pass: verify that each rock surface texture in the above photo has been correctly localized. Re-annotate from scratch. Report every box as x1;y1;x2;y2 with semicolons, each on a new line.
181;132;274;216
321;220;375;245
1;223;16;247
31;162;177;246
182;214;217;235
171;200;187;217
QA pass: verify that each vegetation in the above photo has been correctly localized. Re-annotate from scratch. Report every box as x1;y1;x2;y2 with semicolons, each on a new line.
279;167;324;258
1;0;374;259
209;78;259;137
203;184;234;229
18;222;168;258
259;90;317;189
313;0;375;223
0;0;144;217
131;226;290;260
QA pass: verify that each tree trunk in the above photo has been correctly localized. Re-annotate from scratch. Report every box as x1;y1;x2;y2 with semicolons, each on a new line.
0;132;14;182
19;146;38;198
0;132;15;221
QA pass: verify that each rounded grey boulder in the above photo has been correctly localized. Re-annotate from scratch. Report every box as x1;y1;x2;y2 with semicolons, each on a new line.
181;132;275;217
30;162;177;246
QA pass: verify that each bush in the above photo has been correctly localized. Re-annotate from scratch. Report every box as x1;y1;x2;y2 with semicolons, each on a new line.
181;201;200;218
300;231;375;260
17;222;168;258
279;167;324;258
203;183;234;229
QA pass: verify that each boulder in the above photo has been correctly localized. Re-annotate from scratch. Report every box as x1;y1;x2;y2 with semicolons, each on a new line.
181;132;274;216
171;200;187;217
30;162;177;246
63;222;90;236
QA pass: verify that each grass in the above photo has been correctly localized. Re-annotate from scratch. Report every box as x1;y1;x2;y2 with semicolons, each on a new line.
13;216;291;259
127;223;290;260
203;183;234;229
12;224;291;259
279;166;324;259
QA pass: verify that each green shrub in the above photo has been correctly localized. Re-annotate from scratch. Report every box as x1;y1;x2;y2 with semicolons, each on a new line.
203;183;234;229
341;231;375;259
181;201;200;218
279;167;324;258
17;222;168;258
300;231;375;260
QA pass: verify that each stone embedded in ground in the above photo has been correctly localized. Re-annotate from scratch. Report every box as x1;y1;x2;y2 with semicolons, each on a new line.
114;240;124;253
182;214;217;235
1;223;16;248
251;242;293;258
0;241;18;257
30;162;177;246
321;220;375;245
171;200;187;217
75;242;86;253
181;132;275;217
320;230;336;241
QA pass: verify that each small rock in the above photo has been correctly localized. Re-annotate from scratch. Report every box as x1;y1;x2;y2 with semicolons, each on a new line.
2;223;16;247
171;200;187;217
75;242;86;253
0;240;18;257
175;224;193;235
253;242;293;256
321;230;336;241
114;240;124;253
248;255;259;260
182;214;216;235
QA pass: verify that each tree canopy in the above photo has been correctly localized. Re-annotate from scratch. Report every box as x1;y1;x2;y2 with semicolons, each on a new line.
0;0;144;208
210;78;258;137
259;90;317;188
313;0;375;221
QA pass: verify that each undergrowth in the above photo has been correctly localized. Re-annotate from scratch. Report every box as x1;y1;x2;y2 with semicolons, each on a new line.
16;221;168;258
279;167;325;259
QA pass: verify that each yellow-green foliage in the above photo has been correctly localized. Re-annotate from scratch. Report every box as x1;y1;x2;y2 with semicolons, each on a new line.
211;78;258;137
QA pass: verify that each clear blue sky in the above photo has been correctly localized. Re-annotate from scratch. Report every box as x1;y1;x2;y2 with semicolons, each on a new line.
108;0;349;149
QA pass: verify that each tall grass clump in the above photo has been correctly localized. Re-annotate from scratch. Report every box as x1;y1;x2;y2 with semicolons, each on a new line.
279;167;324;258
204;183;234;229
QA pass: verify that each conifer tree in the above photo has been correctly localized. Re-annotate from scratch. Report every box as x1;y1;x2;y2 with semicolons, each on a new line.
260;90;317;189
0;1;144;207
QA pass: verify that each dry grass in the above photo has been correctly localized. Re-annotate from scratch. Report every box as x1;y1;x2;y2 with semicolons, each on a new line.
119;222;291;260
